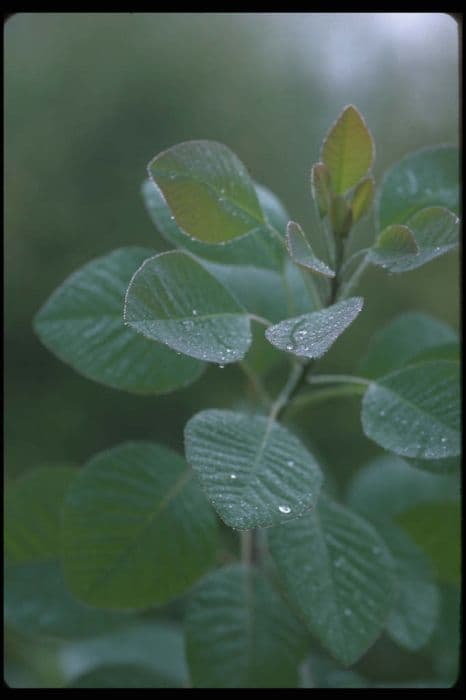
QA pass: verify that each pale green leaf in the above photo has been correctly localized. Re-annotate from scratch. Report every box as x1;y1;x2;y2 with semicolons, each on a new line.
376;145;459;230
397;501;460;585
351;176;375;224
60;621;188;687
142;178;285;271
5;561;129;640
148;140;265;243
124;251;252;364
361;361;460;459
5;466;76;563
185;564;308;688
321;105;375;194
310;162;332;218
62;441;218;609
286;221;335;277
268;494;396;667
367;224;419;270
265;297;363;358
34;247;205;394
184;409;322;529
358;312;458;379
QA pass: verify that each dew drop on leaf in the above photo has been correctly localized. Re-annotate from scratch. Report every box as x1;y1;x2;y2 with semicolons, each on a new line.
278;504;291;514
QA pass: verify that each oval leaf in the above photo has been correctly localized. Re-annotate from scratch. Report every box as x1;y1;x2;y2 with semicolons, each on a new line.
310;162;332;218
358;312;458;380
5;466;76;563
184;409;323;529
34;247;204;394
376;145;459;230
142;178;285;271
124;251;252;364
268;494;396;667
185;565;308;688
367;224;419;270
329;195;353;237
351;176;375;224
265;297;363;359
361;360;460;460
321;105;375;195
148;140;265;244
286;221;335;277
62;441;218;609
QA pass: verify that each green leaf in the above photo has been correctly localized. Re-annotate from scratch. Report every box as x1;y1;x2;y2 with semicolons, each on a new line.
62;441;218;609
367;224;419;270
351;176;375;224
410;342;459;365
405;455;459;475
265;297;363;359
68;665;176;688
396;501;460;585
376;145;459;230
34;247;205;394
61;621;188;686
5;466;76;563
184;409;322;530
286;221;335;277
5;560;129;640
370;207;459;273
383;524;439;652
305;654;368;688
329;195;353;237
346;453;459;522
310;162;332;218
358;312;458;380
142;178;285;271
185;564;308;688
321;105;375;195
268;494;396;667
361;360;460;460
148;140;266;244
124;251;252;364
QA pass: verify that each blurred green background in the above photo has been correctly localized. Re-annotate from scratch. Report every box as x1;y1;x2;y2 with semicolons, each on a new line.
5;12;459;485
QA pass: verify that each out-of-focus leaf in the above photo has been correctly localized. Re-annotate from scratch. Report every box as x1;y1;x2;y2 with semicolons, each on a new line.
266;297;363;358
185;564;308;687
376;145;459;230
62;442;218;609
124;251;252;364
361;361;460;460
68;665;176;688
147;140;266;244
358;312;458;379
184;409;322;529
321;105;374;195
34;247;205;394
268;494;396;667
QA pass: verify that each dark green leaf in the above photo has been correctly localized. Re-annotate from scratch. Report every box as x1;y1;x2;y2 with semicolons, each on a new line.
124;251;252;364
361;361;460;459
358;312;458;379
376;145;459;230
396;501;460;585
321;105;375;195
142;178;285;271
148;140;266;244
266;297;363;358
410;342;459;365
184;409;322;530
268;494;396;667
68;665;176;688
286;221;335;277
5;466;76;563
62;442;218;609
34;247;205;394
185;564;308;688
5;560;129;640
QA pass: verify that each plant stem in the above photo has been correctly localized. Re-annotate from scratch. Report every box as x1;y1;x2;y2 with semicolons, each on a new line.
241;530;253;567
239;361;272;408
337;256;369;300
269;361;306;422
283;383;367;420
307;373;370;387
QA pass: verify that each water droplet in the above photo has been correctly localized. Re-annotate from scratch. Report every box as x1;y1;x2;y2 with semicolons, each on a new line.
286;344;293;351
219;364;225;369
170;215;175;220
226;348;233;354
344;608;352;617
230;473;237;480
278;504;291;514
287;460;294;467
441;437;447;443
379;410;385;417
334;556;345;568
192;309;198;316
